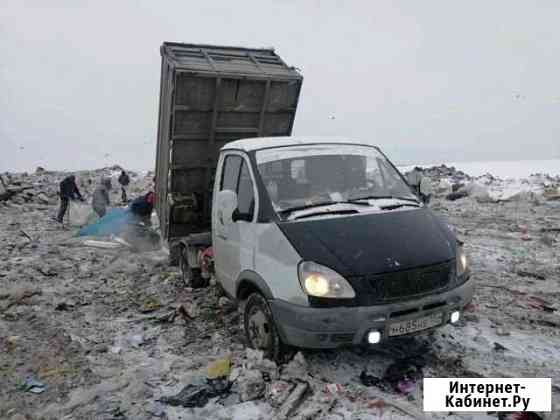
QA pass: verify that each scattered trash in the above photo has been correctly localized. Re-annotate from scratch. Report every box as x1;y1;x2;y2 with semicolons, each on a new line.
276;381;309;420
496;327;511;336
266;380;295;408
324;382;346;398
281;352;307;379
382;357;425;393
155;310;177;324
19;229;34;242
68;201;95;227
218;296;231;307
517;270;546;281
127;334;144;348
494;342;508;352
17;376;46;394
6;335;19;351
527;296;557;312
397;379;416;394
499;412;544;420
159;377;232;408
359;370;381;387
244;348;278;381
367;398;385;410
36;193;50;204
37;266;57;277
178;302;199;319
140;297;162;313
83;239;122;249
446;190;469;201
207;357;231;379
238;369;266;402
55;301;75;311
78;208;131;237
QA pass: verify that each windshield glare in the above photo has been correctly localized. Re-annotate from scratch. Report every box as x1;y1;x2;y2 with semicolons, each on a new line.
255;144;416;215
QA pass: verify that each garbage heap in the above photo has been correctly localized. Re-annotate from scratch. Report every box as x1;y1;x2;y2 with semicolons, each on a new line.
403;165;560;203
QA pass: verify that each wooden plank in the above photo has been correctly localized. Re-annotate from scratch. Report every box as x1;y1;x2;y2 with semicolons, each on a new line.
248;52;265;74
258;80;271;136
214;127;259;133
201;49;218;72
172;134;213;141
209;78;221;145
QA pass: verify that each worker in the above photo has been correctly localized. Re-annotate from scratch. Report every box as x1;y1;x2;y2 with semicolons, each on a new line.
92;177;112;218
118;170;130;204
56;175;84;223
129;191;155;226
407;168;432;204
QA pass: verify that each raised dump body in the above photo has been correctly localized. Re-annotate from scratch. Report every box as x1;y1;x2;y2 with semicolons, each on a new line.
155;42;303;241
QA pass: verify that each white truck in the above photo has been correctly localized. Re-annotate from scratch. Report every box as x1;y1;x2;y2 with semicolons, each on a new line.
155;44;473;360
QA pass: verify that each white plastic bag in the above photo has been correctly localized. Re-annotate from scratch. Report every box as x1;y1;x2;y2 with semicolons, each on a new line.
67;201;94;227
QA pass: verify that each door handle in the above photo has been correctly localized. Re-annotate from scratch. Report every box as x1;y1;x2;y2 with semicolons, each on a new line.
217;234;228;240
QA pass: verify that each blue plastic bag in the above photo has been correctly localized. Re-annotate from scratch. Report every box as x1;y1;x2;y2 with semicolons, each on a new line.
78;207;133;237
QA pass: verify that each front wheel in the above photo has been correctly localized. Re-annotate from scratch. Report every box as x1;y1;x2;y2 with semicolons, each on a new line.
244;293;286;361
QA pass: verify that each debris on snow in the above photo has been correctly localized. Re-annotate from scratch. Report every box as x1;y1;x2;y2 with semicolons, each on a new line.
237;369;266;402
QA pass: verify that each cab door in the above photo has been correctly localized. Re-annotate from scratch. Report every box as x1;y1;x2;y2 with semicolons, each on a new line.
212;152;258;297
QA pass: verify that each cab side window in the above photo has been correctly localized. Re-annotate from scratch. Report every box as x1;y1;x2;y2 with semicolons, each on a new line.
221;155;242;191
237;160;255;220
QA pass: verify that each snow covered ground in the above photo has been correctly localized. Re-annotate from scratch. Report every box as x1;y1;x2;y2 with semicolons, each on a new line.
1;167;559;419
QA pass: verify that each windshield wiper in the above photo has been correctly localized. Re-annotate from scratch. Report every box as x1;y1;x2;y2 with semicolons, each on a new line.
380;203;420;210
278;200;371;215
294;209;359;220
349;195;420;204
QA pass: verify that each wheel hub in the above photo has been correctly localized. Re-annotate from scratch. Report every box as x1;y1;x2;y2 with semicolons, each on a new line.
247;308;271;350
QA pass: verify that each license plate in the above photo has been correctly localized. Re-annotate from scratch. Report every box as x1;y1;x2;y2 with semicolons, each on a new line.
388;312;443;336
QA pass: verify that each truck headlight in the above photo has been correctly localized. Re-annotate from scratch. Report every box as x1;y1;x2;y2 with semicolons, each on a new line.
456;246;468;277
298;261;356;299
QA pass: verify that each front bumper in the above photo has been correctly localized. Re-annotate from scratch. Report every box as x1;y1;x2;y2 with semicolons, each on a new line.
269;278;474;348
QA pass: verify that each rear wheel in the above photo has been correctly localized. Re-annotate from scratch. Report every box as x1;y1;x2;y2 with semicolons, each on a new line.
244;292;285;361
179;246;207;288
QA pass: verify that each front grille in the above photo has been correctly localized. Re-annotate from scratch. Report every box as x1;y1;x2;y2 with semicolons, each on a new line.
349;261;454;304
331;333;354;343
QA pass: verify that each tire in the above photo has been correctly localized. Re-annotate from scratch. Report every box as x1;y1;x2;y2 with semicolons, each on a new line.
244;292;285;361
169;243;181;266
190;268;206;288
179;248;190;287
179;247;207;288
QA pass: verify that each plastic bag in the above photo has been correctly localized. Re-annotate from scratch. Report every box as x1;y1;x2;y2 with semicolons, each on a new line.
78;207;131;236
67;201;94;227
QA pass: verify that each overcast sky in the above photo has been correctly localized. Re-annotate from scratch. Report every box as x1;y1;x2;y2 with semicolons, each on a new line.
2;1;560;172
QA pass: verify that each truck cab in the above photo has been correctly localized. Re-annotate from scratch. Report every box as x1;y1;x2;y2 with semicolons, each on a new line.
211;137;473;359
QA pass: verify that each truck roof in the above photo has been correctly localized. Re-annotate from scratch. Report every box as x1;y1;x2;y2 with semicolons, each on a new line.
222;136;377;152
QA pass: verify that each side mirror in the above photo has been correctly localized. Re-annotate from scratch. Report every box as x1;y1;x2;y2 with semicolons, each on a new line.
216;190;238;225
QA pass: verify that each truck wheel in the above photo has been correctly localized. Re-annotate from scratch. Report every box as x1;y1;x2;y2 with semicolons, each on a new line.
179;248;190;287
179;249;207;288
244;293;284;361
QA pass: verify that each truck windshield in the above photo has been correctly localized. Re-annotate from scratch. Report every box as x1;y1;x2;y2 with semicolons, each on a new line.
255;144;416;216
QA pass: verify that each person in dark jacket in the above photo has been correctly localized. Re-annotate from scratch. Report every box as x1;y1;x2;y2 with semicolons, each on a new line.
56;175;84;223
118;170;130;204
129;191;155;225
92;177;112;218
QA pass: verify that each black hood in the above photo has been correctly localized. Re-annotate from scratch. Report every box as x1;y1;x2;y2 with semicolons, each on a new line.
278;208;456;276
